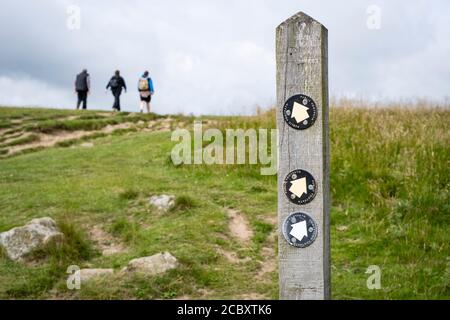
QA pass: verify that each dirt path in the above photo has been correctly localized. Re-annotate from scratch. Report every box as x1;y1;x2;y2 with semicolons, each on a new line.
1;116;197;156
226;208;253;243
88;225;126;256
256;213;277;280
217;247;250;264
7;122;135;155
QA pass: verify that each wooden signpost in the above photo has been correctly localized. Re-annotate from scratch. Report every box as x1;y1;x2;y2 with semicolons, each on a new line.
276;12;330;300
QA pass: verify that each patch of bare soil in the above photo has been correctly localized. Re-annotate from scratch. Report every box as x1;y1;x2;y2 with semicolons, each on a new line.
7;122;136;155
3;117;181;156
256;213;278;281
88;225;126;256
256;246;277;280
217;247;250;264
336;225;349;232
238;292;268;300
64;115;80;121
1;131;26;144
144;118;175;132
263;214;277;226
103;122;134;133
79;142;94;148
226;209;253;243
8;130;89;154
96;112;115;117
152;119;213;132
174;288;214;300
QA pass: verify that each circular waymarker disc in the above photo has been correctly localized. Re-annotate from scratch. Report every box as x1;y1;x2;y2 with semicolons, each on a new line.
282;212;318;248
282;94;318;130
283;169;317;205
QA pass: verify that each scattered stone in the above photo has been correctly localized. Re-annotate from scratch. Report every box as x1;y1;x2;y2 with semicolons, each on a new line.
123;252;178;275
337;225;349;232
149;194;175;211
67;268;114;284
0;217;64;261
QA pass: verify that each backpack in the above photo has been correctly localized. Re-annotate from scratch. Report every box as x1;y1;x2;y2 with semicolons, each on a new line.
75;72;89;91
110;77;120;89
138;78;149;91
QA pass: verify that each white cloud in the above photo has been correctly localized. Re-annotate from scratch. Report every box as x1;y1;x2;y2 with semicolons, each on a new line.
0;0;449;114
0;75;72;108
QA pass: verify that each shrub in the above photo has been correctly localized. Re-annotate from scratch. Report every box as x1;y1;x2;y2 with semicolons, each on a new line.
30;220;97;264
170;195;198;211
119;189;139;200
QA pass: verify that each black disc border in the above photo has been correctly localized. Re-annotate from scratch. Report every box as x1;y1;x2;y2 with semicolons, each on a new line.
282;212;318;248
282;94;318;130
283;169;317;205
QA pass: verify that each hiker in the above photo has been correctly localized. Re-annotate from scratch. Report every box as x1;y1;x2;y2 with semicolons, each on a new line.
106;70;127;111
137;71;154;113
74;69;90;110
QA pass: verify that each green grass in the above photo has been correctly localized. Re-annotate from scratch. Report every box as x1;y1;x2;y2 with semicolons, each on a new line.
0;120;13;129
170;195;198;212
23;112;161;134
0;105;448;300
0;106;163;135
54;132;108;148
329;107;449;299
0;220;97;298
0;106;95;121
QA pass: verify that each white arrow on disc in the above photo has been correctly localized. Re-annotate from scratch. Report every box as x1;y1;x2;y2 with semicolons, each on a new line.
289;177;307;198
290;220;308;241
291;101;310;123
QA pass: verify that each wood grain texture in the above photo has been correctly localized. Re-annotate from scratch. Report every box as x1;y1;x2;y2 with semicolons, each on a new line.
276;11;330;300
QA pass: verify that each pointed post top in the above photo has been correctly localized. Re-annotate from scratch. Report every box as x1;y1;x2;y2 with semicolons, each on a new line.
277;11;327;30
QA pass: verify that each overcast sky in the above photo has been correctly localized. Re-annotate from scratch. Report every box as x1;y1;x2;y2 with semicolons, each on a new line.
0;0;449;114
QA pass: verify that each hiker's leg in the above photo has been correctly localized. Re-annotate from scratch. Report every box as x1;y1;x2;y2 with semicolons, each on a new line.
116;93;121;111
76;91;82;109
147;95;152;113
140;101;145;113
113;91;120;110
82;91;87;110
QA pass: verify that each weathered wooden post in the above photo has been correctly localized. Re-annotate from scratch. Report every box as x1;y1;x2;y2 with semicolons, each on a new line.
276;12;330;299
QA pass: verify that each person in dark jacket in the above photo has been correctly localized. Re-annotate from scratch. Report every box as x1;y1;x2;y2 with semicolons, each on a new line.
106;70;127;111
74;69;90;110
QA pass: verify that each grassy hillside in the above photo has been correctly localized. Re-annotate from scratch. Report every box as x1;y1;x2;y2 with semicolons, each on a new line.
0;105;448;299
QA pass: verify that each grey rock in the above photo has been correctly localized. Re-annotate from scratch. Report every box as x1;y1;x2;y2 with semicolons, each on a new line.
123;252;178;275
149;194;175;211
67;268;114;285
0;217;64;261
